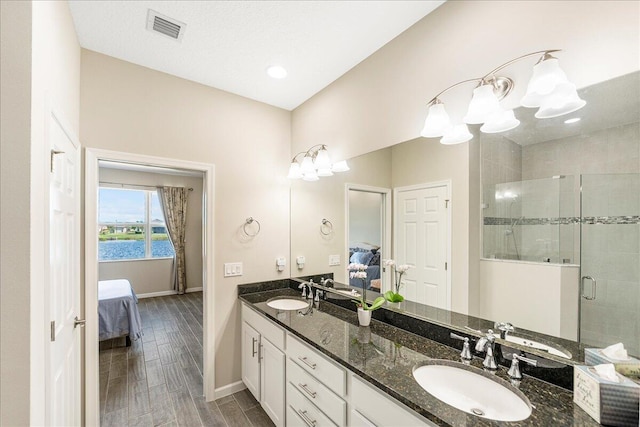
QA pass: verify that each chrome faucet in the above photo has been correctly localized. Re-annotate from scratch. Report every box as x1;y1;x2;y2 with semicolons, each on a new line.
450;332;472;360
320;277;335;288
494;322;515;339
507;354;538;380
298;281;314;299
475;329;498;370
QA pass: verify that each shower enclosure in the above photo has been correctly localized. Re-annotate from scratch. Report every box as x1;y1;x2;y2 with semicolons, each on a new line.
483;173;640;355
580;173;640;356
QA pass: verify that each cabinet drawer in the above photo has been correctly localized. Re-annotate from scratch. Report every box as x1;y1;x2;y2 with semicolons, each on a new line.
286;383;337;427
287;359;346;426
351;375;434;427
287;334;346;397
242;303;285;350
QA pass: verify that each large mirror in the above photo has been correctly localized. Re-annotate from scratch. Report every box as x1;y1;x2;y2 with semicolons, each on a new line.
290;71;640;360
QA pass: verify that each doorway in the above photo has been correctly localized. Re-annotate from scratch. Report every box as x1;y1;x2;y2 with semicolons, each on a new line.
85;149;216;425
345;184;391;292
394;181;451;309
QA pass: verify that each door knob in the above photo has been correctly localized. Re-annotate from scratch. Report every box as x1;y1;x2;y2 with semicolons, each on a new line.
74;316;86;328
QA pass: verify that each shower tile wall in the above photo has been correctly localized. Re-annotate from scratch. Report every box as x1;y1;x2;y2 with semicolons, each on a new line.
481;134;522;259
521;122;640;264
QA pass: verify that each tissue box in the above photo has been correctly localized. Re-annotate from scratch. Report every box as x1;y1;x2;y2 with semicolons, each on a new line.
585;348;640;379
574;365;640;426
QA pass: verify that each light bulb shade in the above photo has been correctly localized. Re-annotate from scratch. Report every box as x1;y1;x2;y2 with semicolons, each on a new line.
464;84;502;124
316;168;334;177
480;109;520;133
314;147;332;169
302;170;319;181
421;103;452;138
287;162;302;179
521;57;569;107
535;83;586;119
300;156;315;174
331;160;350;172
440;124;473;145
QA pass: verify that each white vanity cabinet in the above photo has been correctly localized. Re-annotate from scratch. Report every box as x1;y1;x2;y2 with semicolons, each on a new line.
286;334;347;426
241;303;286;427
349;375;436;427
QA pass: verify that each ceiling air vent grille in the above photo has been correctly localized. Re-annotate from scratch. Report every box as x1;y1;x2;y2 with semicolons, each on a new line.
146;10;186;42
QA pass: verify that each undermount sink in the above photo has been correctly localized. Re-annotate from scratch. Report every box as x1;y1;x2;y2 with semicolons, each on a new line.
413;360;532;422
266;297;309;311
502;335;572;359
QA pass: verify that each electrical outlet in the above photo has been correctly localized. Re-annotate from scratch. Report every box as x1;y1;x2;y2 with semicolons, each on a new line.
224;262;243;277
329;254;340;266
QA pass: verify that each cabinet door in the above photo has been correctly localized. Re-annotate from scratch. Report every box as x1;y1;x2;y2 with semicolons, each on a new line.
350;409;376;427
260;338;286;427
242;322;261;401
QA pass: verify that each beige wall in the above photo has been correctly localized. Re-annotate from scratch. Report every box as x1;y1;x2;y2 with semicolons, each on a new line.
97;168;204;295
80;50;291;388
1;2;33;425
1;1;81;425
290;148;392;282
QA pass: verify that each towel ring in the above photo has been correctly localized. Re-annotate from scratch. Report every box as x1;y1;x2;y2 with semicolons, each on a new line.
320;218;333;235
244;217;261;237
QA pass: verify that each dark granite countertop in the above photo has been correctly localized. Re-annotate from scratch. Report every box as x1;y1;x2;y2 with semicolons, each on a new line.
239;287;598;427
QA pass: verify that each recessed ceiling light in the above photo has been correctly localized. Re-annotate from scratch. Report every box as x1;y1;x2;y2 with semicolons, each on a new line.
266;65;287;79
564;117;581;124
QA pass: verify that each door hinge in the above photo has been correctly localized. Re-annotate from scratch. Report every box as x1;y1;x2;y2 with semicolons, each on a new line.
50;149;64;173
445;199;449;208
445;262;448;271
50;321;56;341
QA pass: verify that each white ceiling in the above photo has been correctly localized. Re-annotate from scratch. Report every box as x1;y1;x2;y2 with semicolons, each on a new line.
69;1;445;111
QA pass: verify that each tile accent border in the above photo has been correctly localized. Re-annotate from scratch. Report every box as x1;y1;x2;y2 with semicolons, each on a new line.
484;215;640;226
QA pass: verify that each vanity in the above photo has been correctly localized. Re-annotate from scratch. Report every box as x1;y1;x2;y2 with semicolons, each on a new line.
238;279;600;427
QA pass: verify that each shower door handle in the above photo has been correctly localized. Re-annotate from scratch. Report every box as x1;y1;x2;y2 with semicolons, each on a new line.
581;276;597;300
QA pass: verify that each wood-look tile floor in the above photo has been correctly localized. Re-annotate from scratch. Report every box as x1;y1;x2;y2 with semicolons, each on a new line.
99;292;274;427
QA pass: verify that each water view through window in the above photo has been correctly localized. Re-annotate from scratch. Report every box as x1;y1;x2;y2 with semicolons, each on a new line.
98;188;175;261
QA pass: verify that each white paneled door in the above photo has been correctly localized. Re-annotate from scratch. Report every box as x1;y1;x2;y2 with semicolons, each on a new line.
395;183;449;309
47;110;81;426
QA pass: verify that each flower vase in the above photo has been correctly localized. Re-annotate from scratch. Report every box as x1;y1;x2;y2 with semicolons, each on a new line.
357;307;371;327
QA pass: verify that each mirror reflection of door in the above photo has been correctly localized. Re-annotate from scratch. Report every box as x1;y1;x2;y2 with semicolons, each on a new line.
347;186;390;293
395;182;450;309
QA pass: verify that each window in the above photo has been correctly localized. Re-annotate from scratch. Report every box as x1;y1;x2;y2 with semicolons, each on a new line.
98;187;175;261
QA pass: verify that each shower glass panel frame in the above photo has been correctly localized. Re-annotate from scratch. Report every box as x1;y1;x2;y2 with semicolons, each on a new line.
579;173;640;356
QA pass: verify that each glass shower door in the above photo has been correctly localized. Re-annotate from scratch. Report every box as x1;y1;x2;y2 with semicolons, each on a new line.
580;173;640;356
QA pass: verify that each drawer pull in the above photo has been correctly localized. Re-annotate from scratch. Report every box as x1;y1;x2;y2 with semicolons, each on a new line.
298;409;317;427
252;337;257;357
298;383;317;398
298;356;316;370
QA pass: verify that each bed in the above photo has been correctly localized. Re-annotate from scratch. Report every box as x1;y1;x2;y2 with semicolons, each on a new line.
98;279;143;345
348;245;381;290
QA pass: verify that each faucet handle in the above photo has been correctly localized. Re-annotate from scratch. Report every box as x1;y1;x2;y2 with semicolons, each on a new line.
495;322;515;335
450;333;472;360
507;354;538;379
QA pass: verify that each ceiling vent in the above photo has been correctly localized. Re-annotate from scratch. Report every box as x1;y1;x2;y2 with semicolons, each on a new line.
146;9;186;42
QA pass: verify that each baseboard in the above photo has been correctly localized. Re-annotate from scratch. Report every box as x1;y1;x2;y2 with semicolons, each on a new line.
214;380;246;399
137;286;203;299
137;290;176;299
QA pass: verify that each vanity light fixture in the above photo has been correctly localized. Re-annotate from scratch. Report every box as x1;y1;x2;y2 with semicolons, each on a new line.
421;50;586;145
287;144;350;181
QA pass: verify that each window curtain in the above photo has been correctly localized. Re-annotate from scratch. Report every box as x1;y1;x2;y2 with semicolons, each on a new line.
157;186;188;294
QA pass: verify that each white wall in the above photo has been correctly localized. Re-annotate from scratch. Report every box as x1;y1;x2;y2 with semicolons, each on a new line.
348;191;382;248
479;260;580;340
80;50;291;388
1;1;81;425
97;168;204;295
